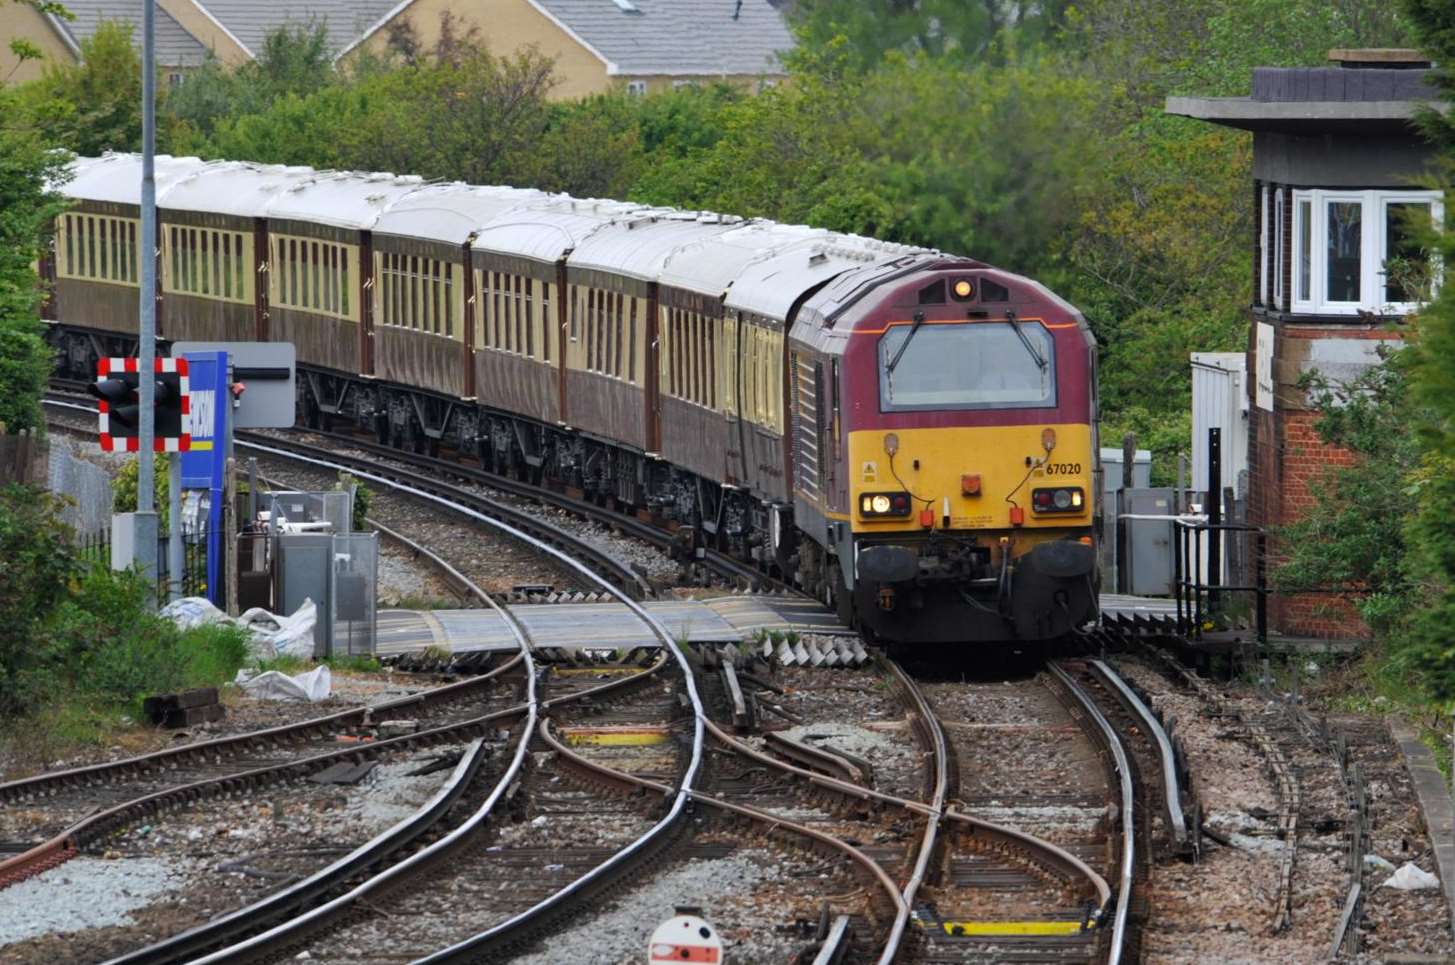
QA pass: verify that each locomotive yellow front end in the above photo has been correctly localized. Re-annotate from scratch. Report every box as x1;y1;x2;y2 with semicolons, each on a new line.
837;270;1100;644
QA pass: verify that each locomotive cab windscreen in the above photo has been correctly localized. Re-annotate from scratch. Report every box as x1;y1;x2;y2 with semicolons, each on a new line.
879;317;1055;411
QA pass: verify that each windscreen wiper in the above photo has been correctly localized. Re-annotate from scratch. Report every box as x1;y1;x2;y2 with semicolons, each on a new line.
1006;311;1047;371
886;311;925;376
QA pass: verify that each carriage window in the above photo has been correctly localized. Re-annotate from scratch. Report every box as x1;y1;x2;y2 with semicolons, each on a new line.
57;214;140;286
879;321;1056;411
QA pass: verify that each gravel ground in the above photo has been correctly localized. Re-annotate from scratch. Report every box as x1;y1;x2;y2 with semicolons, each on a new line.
511;838;841;965
1113;654;1387;964
0;747;461;964
256;432;687;588
0;856;188;946
1330;714;1455;962
753;665;925;800
255;454;585;597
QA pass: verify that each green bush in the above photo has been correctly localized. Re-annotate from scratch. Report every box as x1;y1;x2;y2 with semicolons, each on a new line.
0;485;77;716
337;472;370;531
112;458;170;527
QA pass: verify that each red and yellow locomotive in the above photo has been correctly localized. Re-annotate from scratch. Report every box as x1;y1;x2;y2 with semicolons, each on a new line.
46;154;1099;646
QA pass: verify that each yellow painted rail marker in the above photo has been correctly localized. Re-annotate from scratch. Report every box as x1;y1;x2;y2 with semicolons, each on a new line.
922;920;1093;937
559;726;670;747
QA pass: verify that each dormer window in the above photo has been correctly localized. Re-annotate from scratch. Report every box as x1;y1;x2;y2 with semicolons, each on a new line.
1290;188;1441;315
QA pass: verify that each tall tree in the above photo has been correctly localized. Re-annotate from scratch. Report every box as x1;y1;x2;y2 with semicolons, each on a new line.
0;84;67;434
10;20;143;155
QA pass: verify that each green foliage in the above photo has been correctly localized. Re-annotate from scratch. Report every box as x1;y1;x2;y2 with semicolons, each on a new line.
42;566;250;712
337;472;370;531
10;20;144;155
787;0;1073;71
112;457;171;527
0;485;75;716
325;654;382;674
0;89;67;434
1273;350;1420;626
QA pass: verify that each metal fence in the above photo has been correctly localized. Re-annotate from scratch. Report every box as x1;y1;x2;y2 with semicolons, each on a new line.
77;522;213;604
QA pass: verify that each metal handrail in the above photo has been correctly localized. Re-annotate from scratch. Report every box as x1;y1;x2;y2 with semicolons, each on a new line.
1173;518;1267;643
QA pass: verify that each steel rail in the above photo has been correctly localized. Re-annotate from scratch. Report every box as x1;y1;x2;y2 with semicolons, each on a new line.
270;425;798;594
166;442;706;964
104;533;523;964
0;653;512;807
238;434;651;600
185;592;542;964
222;440;709;965
1088;658;1189;850
875;656;949;965
1047;661;1135;965
537;718;906;949
0;658;522;893
104;737;492;965
701;717;1110;905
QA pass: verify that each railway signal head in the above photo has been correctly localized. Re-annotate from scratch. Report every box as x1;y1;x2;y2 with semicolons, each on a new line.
92;357;191;452
88;370;142;433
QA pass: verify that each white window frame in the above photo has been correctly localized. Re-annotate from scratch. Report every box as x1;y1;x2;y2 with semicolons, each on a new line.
1273;188;1284;307
626;79;647;97
1290;187;1443;316
1259;185;1270;306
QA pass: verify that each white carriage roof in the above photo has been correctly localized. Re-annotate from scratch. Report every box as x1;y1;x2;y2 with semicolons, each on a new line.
371;184;547;245
726;236;929;320
657;221;830;299
59;154;212;206
566;210;742;283
470;196;646;264
61;156;942;322
162;161;321;217
263;170;427;230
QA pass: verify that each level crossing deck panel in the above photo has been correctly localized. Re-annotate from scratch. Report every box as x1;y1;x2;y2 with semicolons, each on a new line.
376;595;841;655
378;593;1174;654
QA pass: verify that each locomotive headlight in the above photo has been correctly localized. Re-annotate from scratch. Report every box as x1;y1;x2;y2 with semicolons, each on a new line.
860;491;913;517
1030;486;1086;514
952;278;975;300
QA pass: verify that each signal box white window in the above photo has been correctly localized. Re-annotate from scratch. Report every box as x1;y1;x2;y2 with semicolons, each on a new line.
1290;188;1442;315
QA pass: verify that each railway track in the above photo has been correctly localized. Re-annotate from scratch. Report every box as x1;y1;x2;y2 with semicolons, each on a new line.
43;386;796;597
32;386;1197;963
20;396;719;963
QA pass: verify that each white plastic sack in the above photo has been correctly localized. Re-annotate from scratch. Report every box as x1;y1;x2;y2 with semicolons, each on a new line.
237;599;317;660
236;665;331;702
160;597;231;631
1381;862;1441;891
